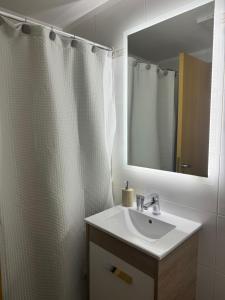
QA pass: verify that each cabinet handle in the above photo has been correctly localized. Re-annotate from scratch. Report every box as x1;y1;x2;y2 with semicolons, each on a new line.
180;163;192;168
110;266;133;285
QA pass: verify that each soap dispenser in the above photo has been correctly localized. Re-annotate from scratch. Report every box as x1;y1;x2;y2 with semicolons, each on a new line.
122;181;134;207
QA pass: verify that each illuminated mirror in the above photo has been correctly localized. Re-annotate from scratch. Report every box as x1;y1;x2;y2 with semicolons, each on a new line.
127;2;214;177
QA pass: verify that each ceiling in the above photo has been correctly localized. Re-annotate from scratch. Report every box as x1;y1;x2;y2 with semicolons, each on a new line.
0;0;114;29
128;2;214;63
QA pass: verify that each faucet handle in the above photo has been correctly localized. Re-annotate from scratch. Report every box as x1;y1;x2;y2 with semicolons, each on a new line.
151;193;160;215
150;193;159;202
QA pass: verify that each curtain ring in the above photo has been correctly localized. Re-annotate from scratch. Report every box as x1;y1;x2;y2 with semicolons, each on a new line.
0;17;4;26
49;27;56;41
71;36;78;48
92;45;97;53
21;18;31;35
145;64;151;70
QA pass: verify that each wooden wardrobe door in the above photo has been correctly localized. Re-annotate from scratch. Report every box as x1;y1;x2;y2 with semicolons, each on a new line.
176;52;211;177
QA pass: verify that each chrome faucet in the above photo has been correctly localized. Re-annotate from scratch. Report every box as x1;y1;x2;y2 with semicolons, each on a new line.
143;193;161;215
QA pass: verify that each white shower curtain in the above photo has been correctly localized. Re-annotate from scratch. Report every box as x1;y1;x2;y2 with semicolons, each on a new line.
0;17;115;300
128;57;175;171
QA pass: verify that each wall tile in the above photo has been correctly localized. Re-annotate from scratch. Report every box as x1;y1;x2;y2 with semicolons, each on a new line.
196;264;214;300
159;200;217;267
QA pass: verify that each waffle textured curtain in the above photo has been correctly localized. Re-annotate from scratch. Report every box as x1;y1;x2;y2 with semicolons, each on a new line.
0;17;115;300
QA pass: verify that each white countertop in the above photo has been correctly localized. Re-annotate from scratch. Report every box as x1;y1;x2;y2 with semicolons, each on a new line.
85;205;202;260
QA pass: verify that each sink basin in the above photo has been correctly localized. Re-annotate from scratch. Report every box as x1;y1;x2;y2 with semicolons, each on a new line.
85;206;201;260
128;209;175;239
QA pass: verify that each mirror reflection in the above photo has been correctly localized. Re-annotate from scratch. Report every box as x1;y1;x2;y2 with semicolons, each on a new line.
127;2;214;177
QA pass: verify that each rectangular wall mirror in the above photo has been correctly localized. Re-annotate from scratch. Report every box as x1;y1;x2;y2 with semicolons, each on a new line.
127;1;214;177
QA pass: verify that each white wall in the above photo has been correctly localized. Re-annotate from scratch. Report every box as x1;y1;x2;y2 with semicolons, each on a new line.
68;0;225;299
159;48;212;70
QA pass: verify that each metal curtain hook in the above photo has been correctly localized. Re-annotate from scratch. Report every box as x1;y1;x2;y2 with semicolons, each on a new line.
92;45;97;53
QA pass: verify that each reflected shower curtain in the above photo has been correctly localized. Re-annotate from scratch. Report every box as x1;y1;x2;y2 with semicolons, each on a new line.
157;70;176;171
128;57;175;171
0;18;115;300
128;57;160;168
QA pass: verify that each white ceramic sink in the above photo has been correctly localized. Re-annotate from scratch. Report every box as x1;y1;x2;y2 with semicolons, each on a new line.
85;206;202;260
128;209;175;239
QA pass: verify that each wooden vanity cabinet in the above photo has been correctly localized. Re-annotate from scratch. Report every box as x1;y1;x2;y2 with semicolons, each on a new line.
87;224;199;300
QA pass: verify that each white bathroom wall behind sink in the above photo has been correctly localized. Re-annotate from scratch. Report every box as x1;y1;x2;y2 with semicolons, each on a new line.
68;0;225;299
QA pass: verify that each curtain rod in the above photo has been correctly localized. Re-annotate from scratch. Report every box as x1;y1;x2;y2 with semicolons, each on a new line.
129;54;178;74
0;9;113;52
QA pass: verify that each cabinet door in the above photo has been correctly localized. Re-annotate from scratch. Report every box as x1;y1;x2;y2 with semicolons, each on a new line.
89;242;154;300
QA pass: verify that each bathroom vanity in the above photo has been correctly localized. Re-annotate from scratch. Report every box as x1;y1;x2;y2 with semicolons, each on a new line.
85;206;201;300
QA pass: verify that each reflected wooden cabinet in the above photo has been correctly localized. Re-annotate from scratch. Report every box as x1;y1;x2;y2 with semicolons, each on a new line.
176;52;211;177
